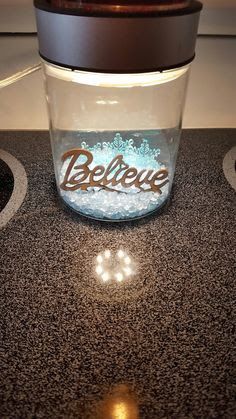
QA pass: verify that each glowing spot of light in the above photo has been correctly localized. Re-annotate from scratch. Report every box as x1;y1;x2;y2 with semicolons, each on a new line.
96;265;103;275
124;256;131;265
104;249;111;259
97;254;103;263
117;249;125;258
112;401;128;419
101;272;110;282
115;272;124;282
123;266;133;276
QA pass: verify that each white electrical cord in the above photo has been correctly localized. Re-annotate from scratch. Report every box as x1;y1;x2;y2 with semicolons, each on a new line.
0;63;41;88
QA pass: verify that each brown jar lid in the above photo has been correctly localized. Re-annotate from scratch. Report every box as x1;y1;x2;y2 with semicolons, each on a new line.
35;1;196;16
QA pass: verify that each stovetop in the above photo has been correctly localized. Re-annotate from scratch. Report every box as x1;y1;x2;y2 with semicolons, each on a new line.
0;129;235;419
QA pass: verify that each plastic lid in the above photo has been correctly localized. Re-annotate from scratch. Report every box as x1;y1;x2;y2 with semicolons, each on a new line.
34;0;202;72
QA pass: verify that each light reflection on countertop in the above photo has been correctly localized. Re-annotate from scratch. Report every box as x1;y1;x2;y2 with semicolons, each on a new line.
95;249;136;284
89;384;139;419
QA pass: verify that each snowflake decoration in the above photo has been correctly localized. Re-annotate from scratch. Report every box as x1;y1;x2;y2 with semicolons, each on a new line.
81;132;161;165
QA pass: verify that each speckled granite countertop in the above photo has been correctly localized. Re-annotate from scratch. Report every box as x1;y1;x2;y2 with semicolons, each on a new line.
0;130;235;419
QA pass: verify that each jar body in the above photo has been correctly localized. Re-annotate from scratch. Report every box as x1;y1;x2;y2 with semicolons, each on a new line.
43;61;190;221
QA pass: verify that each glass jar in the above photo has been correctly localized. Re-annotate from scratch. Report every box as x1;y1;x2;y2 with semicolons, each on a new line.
35;0;202;221
43;62;190;220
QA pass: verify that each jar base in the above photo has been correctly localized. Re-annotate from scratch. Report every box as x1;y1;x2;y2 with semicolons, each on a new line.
59;193;170;223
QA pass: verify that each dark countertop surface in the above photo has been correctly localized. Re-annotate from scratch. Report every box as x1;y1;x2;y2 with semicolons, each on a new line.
0;130;235;419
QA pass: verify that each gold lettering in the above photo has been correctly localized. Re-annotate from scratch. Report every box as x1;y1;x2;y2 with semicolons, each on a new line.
89;166;105;186
149;169;169;194
121;168;138;187
134;169;154;189
60;148;169;194
103;155;128;186
111;164;129;187
60;149;92;191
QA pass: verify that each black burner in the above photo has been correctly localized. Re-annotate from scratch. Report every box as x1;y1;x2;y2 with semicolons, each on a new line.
0;158;14;212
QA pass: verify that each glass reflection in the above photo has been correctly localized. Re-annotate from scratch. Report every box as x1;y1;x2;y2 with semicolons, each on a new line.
95;249;135;283
90;384;139;419
112;401;130;419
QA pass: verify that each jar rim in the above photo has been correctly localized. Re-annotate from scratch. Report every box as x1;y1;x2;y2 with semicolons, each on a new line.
42;59;190;87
